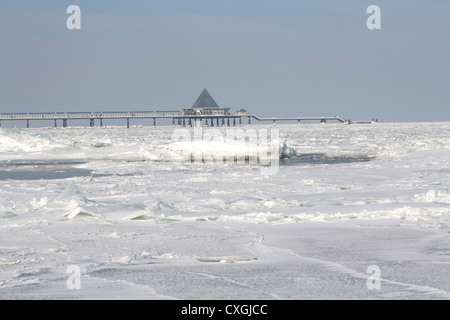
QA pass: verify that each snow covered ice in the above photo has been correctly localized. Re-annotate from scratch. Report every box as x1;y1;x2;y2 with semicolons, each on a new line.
0;122;449;299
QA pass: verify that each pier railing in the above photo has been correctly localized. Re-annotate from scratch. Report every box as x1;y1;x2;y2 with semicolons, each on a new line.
0;111;372;128
0;111;181;120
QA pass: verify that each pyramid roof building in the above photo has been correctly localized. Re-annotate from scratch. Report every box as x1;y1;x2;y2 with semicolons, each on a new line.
181;89;230;115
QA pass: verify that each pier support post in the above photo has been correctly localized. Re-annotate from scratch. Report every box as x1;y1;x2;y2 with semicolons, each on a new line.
63;119;67;127
248;117;251;125
153;118;156;127
227;119;230;126
239;117;242;125
127;118;130;128
233;118;236;126
90;118;94;127
26;119;29;128
100;118;103;127
54;119;57;128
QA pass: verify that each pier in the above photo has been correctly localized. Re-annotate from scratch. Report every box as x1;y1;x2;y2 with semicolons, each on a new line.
0;111;366;128
0;89;376;128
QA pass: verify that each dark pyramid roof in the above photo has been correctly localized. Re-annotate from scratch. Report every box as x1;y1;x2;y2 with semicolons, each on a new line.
192;89;220;108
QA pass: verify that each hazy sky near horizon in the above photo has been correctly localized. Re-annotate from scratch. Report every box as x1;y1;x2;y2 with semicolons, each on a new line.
0;1;449;122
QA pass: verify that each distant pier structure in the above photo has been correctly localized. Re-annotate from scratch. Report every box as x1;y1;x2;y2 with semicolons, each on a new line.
0;89;376;128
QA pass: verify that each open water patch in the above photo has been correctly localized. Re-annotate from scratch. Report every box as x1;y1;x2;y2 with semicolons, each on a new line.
0;163;134;181
281;153;375;166
0;164;92;181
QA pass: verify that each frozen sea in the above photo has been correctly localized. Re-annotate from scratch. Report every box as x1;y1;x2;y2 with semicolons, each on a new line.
0;122;449;300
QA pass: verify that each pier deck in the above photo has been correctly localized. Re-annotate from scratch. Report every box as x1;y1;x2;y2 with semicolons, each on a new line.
0;111;369;128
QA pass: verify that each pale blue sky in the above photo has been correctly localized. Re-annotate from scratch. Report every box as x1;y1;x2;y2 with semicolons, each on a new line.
1;1;449;122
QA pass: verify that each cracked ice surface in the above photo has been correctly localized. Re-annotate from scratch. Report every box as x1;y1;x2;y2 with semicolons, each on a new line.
0;122;449;299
